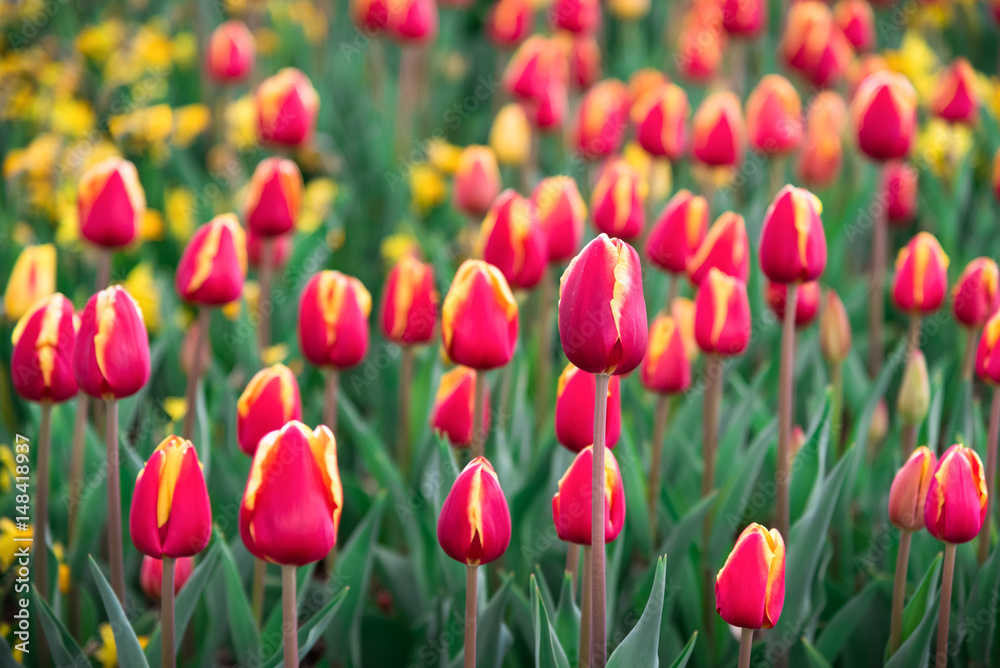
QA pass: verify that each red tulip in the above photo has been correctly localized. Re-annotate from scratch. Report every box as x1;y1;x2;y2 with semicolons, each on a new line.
430;366;490;447
479;189;548;290
77;157;146;249
74;286;150;399
628;68;667;105
630;82;688;161
952;258;1000;329
694;268;751;357
237;364;303;457
503;35;567;102
782;1;853;88
567;34;601;90
924;444;988;544
256;68;319;147
386;0;438;42
437;457;511;565
552;446;626;545
453;146;502;217
206;20;255;83
589;159;647;241
676;3;726;83
380;256;439;345
759;185;827;284
243;157;303;237
766;280;820;328
889;446;936;532
977;312;1000;383
722;0;765;36
531;176;587;263
550;0;600;34
140;555;195;599
640;310;694;394
299;271;372;369
574;79;629;159
441;260;519;369
555;364;621;452
931;57;979;125
882;161;918;226
175;214;247;306
891;232;949;315
351;0;391;31
851;71;918;162
11;294;78;403
686;211;750;286
645;190;708;274
247;231;292;270
833;0;874;51
715;524;785;629
692;91;745;168
746;75;802;155
522;78;569;132
486;0;533;47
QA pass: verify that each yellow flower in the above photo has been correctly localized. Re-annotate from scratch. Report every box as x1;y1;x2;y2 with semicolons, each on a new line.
4;244;56;321
4;134;61;179
172;104;211;147
0;518;32;572
885;30;939;102
76;20;124;62
123;263;162;334
262;344;289;366
140;209;165;242
51;542;71;594
426;139;462;174
914;119;971;177
55;199;80;247
380;233;420;265
11;222;33;246
94;622;150;668
410;163;447;213
171;33;198;69
221;298;242;321
298;178;339;234
166;188;196;242
327;228;345;251
287;1;328;43
163;397;188;424
225;96;258;150
254;28;280;56
110;105;174;146
0;445;14;493
489;104;531;167
623;140;671;203
243;281;261;317
134;23;173;69
51;99;96;139
0;621;24;663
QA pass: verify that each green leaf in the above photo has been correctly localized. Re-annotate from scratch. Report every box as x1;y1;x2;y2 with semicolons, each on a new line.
803;638;834;668
666;632;698;668
218;536;261;666
617;424;651;555
260;587;350;668
476;576;514;668
660;491;718;559
607;555;668;668
815;580;880;661
966;534;1000;662
902;552;943;647
32;588;89;667
88;556;150;668
531;575;571;668
554;570;581;666
790;392;832;523
886;580;941;668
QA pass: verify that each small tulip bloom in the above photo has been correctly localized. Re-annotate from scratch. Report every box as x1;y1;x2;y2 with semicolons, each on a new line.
240;422;343;565
299;271;372;369
453;146;502;217
851;71;918;162
889;446;936;532
175;214;248;306
237;364;303;457
206;20;255;83
243;157;303;237
431;366;490;447
558;234;647;375
479;190;548;290
4;244;56;321
437;457;511;565
550;0;600;34
555;364;621;452
11;294;78;403
590;160;648;241
722;0;765;35
686;212;750;286
630;82;688;161
351;0;390;31
74;286;150;399
882;161;918;226
819;289;852;364
924;444;988;544
692;91;745;168
486;0;533;47
552;446;626;545
715;524;785;629
489;104;531;166
523;78;569;132
140;556;194;599
532;176;587;263
503;36;566;101
387;0;438;42
694;268;751;357
608;0;649;20
256;68;320;147
645;190;708;275
782;2;853;88
130;436;212;559
640;312;693;394
676;5;725;83
380;256;439;345
746;75;802;155
833;0;874;51
442;260;519;369
77;157;146;249
931;57;979;125
891;232;950;315
952;258;1000;329
574;79;629;159
759;185;827;284
766;280;820;328
976;313;1000;383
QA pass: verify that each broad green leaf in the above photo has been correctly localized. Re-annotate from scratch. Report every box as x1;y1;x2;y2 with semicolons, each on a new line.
902;552;943;645
260;588;349;668
886;584;941;668
554;570;581;666
32;588;89;667
219;536;261;665
606;555;668;668
966;535;1000;662
667;632;698;668
531;575;571;668
803;638;833;668
88;556;150;668
790;392;832;523
815;580;881;660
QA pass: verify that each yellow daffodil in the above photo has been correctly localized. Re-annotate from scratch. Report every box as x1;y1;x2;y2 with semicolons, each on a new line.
885;30;939;102
262;344;289;366
0;445;15;493
140;209;165;242
221;297;243;321
172;104;211;147
915;119;972;178
166;187;196;242
163;397;188;425
380;233;420;265
243;281;261;317
426;139;462;174
76;20;125;62
171;33;198;69
410;163;447;213
225;96;258;150
0;622;24;663
51;98;96;138
0;518;32;572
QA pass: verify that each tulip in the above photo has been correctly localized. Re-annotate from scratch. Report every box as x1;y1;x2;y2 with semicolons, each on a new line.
931;57;979;125
819;289;852;366
503;35;567;102
486;0;533;47
387;0;438;42
609;0;649;20
891;232;949;316
869;399;889;446
851;70;918;162
175;214;247;306
453;146;502;218
552;446;626;545
628;68;666;103
646;190;708;285
431;366;490;447
766;280;820;328
77;157;146;250
555;364;621;452
237;364;303;457
299;270;372;371
897;350;929;429
694;268;750;358
782;2;853;88
351;0;390;31
758;186;827;284
4;244;56;324
797;129;843;188
882;162;918;227
140;556;195;599
686;211;750;286
952;258;1000;330
847;53;889;97
532;176;587;263
380;255;438;345
256;68;320;147
746;75;802;156
722;0;765;36
567;34;601;90
206;20;255;83
489;104;531;166
574;79;629;159
630;82;688;162
978;312;1000;567
550;0;600;34
74;286;150;401
833;0;874;51
247;231;292;271
523;77;569;132
589;160;647;241
244;157;303;237
692;91;745;169
479;190;548;290
806;91;847;135
676;3;725;83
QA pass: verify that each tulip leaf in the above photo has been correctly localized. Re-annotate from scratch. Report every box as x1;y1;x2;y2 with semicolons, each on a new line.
814;580;881;661
901;551;943;646
88;556;150;668
554;570;581;666
790;391;832;524
617;421;651;555
606;555;668;668
666;631;697;668
802;638;834;668
259;587;350;668
659;490;718;560
531;575;571;668
885;578;941;668
218;536;261;666
965;534;1000;662
32;587;90;667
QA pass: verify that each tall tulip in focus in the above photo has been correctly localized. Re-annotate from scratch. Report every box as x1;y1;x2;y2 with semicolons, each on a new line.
646;190;708;305
206;20;255;83
77;157;147;286
976;313;1000;565
256;68;319;147
952;258;999;380
558;234;646;667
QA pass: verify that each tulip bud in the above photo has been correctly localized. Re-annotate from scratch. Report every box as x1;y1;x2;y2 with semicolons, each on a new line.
206;20;255;83
640;312;693;394
924;444;988;544
567;34;601;90
77;157;146;249
523;78;569;131
299;271;372;369
695;268;751;357
380;256;439;345
692;91;745;168
851;71;918;162
558;234;647;375
686;212;750;286
833;0;874;51
243;157;303;237
140;555;194;599
437;457;511;565
931;57;979;125
532;176;587;263
589;160;647;241
237;364;302;457
869;398;889;446
715;524;785;629
806;91;847;136
575;79;629;159
489;104;531;166
722;0;765;36
130;435;212;559
351;0;391;31
431;366;490;447
952;258;1000;329
453;146;502;217
766;280;820;328
782;2;853;88
897;349;929;427
819;289;852;364
479;190;548;290
676;5;725;83
387;0;439;42
628;68;667;103
555;364;621;452
552;446;626;545
746;75;802;155
609;0;649;20
441;260;519;369
74;286;150;399
759;185;827;284
486;0;534;47
247;231;292;270
888;446;936;532
4;244;56;322
503;35;567;101
11;294;78;403
631;82;688;161
789;426;807;466
550;0;600;34
240;422;343;565
256;68;320;147
175;214;247;306
976;312;1000;384
645;190;708;275
891;232;949;315
882;161;917;226
797;129;843;188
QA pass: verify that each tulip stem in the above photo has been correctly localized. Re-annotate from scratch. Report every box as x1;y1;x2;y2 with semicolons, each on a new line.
776;284;798;545
900;424;917;459
591;373;610;668
907;315;922;360
580;546;592;668
535;267;554;431
978;388;1000;564
465;564;478;668
34;401;52;601
889;530;912;655
648;394;670;550
106;398;126;607
162;557;176;668
962;328;978;381
935;543;957;668
830;362;844;458
666;274;679;311
472;370;487;459
565;543;580;597
738;627;753;668
282;565;298;668
398;346;414;474
258;237;273;354
324;368;339;436
869;198;887;376
768;155;787;199
701;354;724;652
182;307;210;442
96;248;112;290
68;393;88;634
252;558;266;623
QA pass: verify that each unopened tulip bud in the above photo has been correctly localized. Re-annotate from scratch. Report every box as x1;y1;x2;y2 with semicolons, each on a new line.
676;5;725;83
924;444;988;544
847;53;889;97
833;0;874;51
4;244;56;321
759;185;827;283
631;82;688;161
453;146;502;217
695;269;751;357
74;286;150;399
722;0;765;35
686;212;750;286
628;68;667;103
437;457;511;565
244;157;303;237
130;435;212;558
523;78;569;131
716;524;785;629
77;157;146;249
550;0;600;34
431;366;490;447
240;422;343;565
897;350;930;427
640;312;693;394
247;231;292;270
207;20;255;83
11;294;78;403
351;0;391;31
819;289;852;364
891;232;949;315
503;35;567;101
767;280;820;328
175;214;247;306
782;2;853;88
851;71;918;162
976;312;1000;384
789;426;807;465
489;104;531;166
237;364;302;457
555;364;621;452
559;234;647;375
299;271;372;369
692;91;745;168
575;79;629;159
590;159;647;241
479;190;548;290
140;555;194;599
869;399;889;446
532;176;587;263
380;256;438;345
486;0;534;47
889;446;936;532
645;190;708;275
806;91;847;136
442;260;519;369
256;68;319;147
746;75;802;155
931;57;979;125
552;446;626;544
952;258;1000;329
797;130;843;188
567;34;601;90
387;0;438;42
882;162;918;226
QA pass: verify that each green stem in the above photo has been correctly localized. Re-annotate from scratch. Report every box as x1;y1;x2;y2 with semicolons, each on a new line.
979;388;1000;565
472;370;487;459
34;401;52;601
